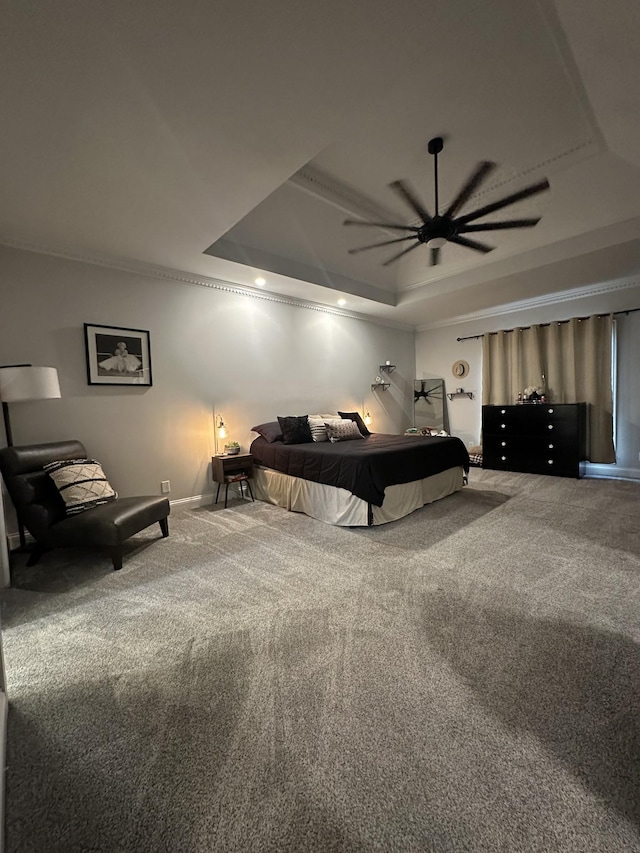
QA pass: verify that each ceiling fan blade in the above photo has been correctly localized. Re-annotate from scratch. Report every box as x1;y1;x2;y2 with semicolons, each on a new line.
455;179;550;226
449;235;494;254
458;218;540;233
382;240;423;266
348;235;418;254
430;247;440;266
389;180;432;223
343;219;419;232
443;161;496;219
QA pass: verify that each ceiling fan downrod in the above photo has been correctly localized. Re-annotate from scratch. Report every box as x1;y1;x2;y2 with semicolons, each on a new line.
427;137;444;216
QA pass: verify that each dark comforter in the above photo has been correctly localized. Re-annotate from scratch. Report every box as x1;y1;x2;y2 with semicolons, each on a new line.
250;433;470;507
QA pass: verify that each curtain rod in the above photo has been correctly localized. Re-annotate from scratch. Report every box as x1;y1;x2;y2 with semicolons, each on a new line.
456;307;640;342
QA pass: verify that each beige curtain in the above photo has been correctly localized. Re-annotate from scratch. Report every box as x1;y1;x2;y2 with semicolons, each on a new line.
482;314;615;463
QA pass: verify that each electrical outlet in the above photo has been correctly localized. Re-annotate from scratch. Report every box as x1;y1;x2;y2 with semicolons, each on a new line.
161;480;171;494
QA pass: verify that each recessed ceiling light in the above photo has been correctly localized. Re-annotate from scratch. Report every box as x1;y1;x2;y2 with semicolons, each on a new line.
254;277;266;286
337;298;346;306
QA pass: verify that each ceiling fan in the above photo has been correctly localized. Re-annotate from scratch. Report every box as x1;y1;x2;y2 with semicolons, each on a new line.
344;137;550;266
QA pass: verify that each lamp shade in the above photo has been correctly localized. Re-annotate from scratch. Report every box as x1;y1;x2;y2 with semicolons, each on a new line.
0;366;61;402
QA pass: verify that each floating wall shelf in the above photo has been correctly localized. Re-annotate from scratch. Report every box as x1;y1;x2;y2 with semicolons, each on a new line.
380;364;396;373
371;382;390;391
447;391;474;400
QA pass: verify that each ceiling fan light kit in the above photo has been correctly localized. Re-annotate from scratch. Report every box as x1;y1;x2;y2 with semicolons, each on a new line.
345;137;550;267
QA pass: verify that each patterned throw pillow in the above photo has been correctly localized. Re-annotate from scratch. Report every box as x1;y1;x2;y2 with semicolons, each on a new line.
307;416;343;442
324;419;364;443
44;458;118;515
338;411;371;436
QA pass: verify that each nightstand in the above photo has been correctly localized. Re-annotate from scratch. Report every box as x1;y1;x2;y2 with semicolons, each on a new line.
212;453;254;508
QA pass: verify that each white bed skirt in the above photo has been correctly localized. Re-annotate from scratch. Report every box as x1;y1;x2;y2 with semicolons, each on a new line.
252;465;465;526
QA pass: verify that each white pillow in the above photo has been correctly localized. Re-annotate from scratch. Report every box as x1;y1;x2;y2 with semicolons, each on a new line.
308;416;344;442
325;419;364;443
44;458;118;515
308;416;328;442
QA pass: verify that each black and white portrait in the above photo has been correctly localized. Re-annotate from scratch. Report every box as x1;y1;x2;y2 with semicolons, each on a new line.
84;324;152;386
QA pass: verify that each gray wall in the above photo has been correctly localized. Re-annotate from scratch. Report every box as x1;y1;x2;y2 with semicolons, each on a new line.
0;246;416;511
415;282;640;479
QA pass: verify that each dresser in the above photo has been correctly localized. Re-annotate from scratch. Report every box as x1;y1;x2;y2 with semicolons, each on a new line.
482;403;588;478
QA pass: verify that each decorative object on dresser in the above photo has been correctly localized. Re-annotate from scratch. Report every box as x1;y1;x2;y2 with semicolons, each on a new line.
482;403;588;478
84;324;151;386
212;453;254;508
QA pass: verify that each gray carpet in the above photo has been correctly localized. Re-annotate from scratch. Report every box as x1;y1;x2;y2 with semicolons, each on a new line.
2;470;639;852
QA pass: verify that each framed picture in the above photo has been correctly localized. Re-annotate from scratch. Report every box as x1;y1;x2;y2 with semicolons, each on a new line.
84;324;152;386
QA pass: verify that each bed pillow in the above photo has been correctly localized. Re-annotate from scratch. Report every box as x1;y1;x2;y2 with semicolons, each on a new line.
277;415;313;445
308;416;344;442
44;458;118;515
325;419;364;443
251;421;283;443
308;416;328;442
338;411;371;436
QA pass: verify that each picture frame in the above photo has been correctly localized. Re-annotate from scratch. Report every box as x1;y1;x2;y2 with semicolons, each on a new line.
84;323;152;386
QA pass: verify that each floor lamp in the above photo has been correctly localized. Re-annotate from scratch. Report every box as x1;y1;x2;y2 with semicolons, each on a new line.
0;364;61;553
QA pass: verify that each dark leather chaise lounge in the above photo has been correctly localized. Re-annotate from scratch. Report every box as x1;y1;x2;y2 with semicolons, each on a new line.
0;440;170;571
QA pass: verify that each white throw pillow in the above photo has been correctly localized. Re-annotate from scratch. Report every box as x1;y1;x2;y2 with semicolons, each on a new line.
308;416;344;442
44;458;118;515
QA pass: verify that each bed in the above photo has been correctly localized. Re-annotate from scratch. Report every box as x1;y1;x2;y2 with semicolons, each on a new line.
249;418;470;526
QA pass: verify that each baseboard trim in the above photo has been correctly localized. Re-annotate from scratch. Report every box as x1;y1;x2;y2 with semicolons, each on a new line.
584;463;640;481
169;493;214;509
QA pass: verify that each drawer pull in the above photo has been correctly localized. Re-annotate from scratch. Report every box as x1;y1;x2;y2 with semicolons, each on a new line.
548;459;554;465
501;441;506;447
501;424;506;429
500;409;506;414
501;456;506;461
548;424;553;430
548;443;554;449
548;408;554;413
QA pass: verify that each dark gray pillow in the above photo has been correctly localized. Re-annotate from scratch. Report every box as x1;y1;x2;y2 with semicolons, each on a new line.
277;415;313;445
251;421;283;443
338;411;371;436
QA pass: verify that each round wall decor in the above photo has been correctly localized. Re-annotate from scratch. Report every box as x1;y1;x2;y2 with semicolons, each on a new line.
452;359;469;379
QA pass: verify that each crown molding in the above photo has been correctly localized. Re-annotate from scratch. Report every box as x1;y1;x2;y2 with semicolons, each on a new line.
416;276;640;331
0;236;413;332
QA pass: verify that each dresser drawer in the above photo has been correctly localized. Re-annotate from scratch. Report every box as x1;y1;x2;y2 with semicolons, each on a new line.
484;435;579;476
482;405;580;437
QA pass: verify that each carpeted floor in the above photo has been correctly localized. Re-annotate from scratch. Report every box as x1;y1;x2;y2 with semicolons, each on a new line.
1;469;639;852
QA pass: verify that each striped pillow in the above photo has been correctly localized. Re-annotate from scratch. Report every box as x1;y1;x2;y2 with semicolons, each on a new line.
308;416;344;442
325;419;364;443
44;458;118;515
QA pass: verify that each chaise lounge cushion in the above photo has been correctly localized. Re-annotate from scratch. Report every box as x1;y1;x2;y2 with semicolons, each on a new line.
44;495;169;548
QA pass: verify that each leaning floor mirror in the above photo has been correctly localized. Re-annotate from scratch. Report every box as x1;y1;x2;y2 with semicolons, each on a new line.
413;378;447;434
